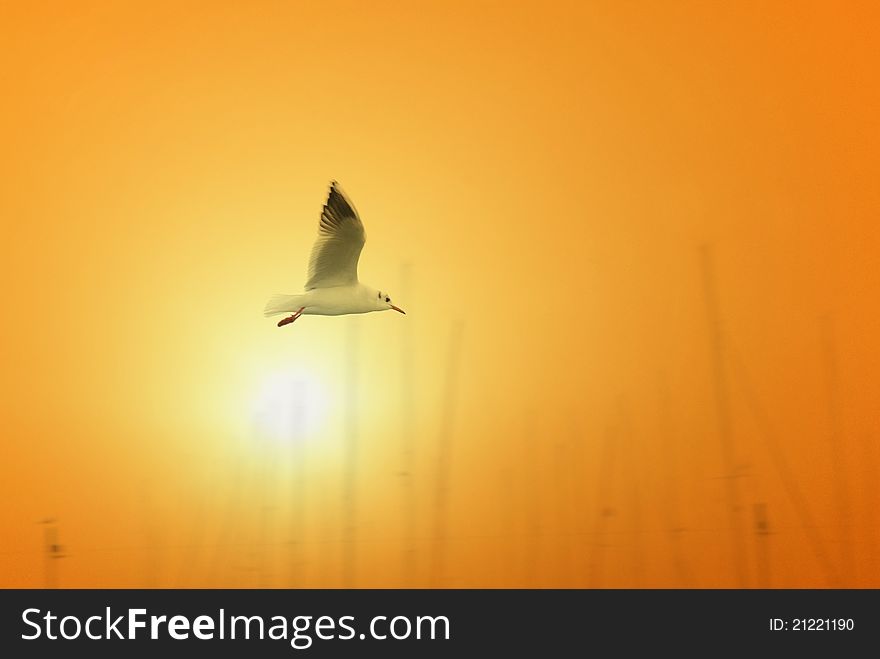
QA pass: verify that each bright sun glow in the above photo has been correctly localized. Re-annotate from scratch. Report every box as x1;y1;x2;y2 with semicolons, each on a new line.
251;369;330;443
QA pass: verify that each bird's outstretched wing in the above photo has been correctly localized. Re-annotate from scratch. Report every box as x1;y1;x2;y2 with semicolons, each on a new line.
304;181;366;290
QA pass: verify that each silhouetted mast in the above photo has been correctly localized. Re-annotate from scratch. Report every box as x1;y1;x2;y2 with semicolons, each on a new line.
498;464;515;586
256;425;279;587
821;315;854;585
553;441;574;587
588;425;617;588
866;434;879;586
618;399;644;587
658;374;691;586
342;319;360;587
429;321;464;587
753;503;771;588
207;447;246;585
140;482;161;588
288;381;307;587
729;339;839;586
523;415;540;587
398;262;417;585
40;518;64;589
175;465;213;587
699;244;748;588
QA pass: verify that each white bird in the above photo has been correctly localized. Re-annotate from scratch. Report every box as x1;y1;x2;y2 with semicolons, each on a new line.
264;181;406;327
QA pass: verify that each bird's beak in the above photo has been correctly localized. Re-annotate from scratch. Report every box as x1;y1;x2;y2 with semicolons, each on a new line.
390;304;406;315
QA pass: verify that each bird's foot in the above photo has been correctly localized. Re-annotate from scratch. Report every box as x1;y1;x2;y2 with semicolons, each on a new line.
277;307;305;328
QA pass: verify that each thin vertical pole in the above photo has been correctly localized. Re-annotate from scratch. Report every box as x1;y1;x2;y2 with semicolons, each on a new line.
729;339;839;586
618;399;644;588
343;319;359;587
41;518;62;589
258;431;278;588
866;434;879;586
700;244;748;588
207;449;245;586
820;315;853;586
242;438;264;588
498;465;514;587
141;482;160;588
659;374;690;586
589;426;616;589
753;503;771;588
176;468;211;587
553;441;574;587
570;426;588;587
523;416;540;587
430;321;464;587
398;263;417;586
289;381;307;587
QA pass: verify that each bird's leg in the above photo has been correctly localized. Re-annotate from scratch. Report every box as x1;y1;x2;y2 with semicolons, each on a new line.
277;307;306;328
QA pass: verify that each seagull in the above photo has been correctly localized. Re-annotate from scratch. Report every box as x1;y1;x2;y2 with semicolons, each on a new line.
264;181;406;327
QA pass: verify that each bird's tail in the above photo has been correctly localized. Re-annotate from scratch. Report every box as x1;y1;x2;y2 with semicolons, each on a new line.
263;293;306;317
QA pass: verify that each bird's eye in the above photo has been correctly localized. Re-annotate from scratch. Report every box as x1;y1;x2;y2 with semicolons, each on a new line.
385;297;390;302
378;292;381;299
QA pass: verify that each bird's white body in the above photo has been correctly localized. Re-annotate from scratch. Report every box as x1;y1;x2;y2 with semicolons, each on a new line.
265;284;388;317
264;182;405;326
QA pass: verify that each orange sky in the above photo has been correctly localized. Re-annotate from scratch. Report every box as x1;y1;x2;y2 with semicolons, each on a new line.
1;0;878;588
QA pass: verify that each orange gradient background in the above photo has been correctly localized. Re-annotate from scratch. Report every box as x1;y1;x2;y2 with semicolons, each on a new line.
1;1;878;588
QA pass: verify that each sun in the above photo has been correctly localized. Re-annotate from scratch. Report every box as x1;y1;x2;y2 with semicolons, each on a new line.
251;369;330;443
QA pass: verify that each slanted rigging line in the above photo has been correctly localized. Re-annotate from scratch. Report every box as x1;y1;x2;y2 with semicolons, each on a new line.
728;339;839;586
